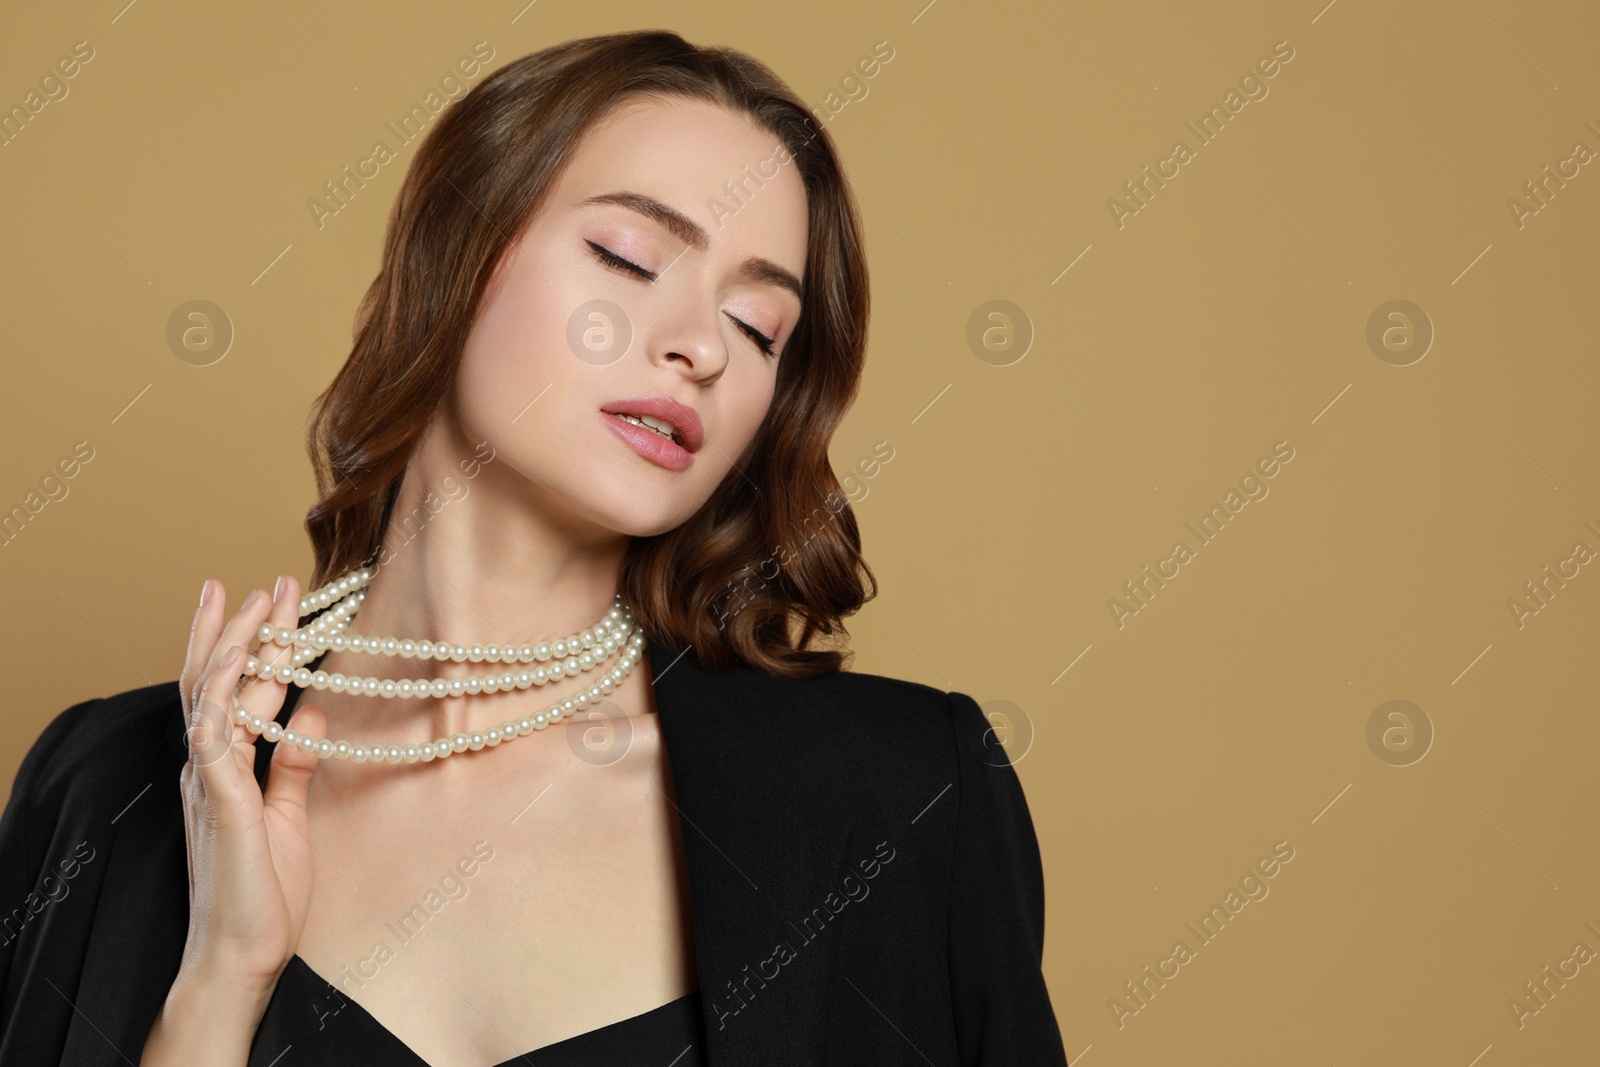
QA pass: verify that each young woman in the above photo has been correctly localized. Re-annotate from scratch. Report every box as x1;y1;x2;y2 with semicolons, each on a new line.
0;30;1069;1067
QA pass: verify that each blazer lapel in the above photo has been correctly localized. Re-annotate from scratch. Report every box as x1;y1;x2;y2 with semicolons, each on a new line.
646;635;834;1063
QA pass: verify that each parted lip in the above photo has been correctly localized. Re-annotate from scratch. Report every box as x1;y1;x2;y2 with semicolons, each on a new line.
599;395;704;452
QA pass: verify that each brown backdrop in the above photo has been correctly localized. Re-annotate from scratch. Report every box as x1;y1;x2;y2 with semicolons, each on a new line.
3;1;1597;1061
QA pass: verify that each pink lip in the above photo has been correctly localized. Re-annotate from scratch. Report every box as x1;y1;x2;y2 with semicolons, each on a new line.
600;412;696;471
598;395;705;453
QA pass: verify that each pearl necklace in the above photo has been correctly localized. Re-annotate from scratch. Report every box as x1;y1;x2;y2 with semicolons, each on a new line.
229;565;647;766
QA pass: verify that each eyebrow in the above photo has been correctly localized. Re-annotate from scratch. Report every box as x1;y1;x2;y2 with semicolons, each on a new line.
578;190;805;303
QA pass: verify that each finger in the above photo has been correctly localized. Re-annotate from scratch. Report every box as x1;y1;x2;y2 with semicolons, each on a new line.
191;643;252;809
197;586;275;704
183;579;226;715
238;574;303;718
179;760;196;906
263;703;326;817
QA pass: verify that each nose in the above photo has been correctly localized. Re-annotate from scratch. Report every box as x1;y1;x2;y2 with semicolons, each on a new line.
645;290;728;384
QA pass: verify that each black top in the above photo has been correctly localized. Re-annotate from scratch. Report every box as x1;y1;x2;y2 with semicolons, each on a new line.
249;953;706;1066
0;634;1069;1065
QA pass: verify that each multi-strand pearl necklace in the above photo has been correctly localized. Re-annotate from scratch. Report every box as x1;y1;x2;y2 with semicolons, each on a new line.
229;564;647;766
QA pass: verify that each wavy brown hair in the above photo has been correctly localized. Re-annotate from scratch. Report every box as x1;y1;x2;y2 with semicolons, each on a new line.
303;30;876;678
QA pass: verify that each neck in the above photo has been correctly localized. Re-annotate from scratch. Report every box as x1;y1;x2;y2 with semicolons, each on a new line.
317;413;636;741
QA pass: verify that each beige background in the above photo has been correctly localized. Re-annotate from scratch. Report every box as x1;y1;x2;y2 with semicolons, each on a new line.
4;0;1598;1062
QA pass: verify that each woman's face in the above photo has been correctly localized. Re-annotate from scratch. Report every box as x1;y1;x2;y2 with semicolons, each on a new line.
451;95;809;539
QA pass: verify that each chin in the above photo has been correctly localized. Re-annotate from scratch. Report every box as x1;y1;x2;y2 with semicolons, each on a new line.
521;458;708;540
590;478;706;538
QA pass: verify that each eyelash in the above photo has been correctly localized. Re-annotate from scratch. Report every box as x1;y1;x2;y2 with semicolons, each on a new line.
585;240;778;357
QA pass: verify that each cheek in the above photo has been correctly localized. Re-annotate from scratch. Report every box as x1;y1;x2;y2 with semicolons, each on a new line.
722;372;779;460
459;276;577;423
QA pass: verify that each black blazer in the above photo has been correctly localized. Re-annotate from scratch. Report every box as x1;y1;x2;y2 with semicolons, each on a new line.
0;634;1070;1065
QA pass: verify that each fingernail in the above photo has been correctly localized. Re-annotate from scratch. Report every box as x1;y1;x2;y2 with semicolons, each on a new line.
198;579;212;608
273;576;286;603
221;646;240;667
242;589;262;611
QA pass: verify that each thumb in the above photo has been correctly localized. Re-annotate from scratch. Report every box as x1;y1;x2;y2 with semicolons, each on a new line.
263;703;326;813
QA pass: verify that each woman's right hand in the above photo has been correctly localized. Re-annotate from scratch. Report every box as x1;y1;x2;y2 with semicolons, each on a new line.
175;574;328;993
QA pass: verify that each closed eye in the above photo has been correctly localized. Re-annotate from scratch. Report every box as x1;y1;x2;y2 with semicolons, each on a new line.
727;313;776;357
587;240;778;358
586;239;656;282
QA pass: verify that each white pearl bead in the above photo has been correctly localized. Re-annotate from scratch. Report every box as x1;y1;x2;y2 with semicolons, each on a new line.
281;729;298;746
421;743;435;760
215;580;641;768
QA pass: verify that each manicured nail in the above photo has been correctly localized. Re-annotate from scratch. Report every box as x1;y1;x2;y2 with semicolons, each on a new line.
199;579;212;608
273;576;286;603
221;646;240;667
242;589;262;611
